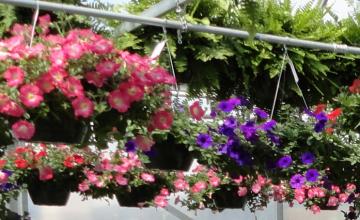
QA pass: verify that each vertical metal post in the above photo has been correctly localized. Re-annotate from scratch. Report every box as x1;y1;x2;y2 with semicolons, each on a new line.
277;202;284;220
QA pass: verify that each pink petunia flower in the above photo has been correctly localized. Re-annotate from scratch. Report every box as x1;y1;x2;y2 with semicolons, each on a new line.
39;166;54;181
209;176;220;187
63;42;85;60
326;196;339;207
19;84;44;108
90;38;113;55
134;135;154;152
189;101;205;121
71;97;94;118
36;73;55;93
78;181;90;192
237;187;248;197
338;193;349;203
59;76;85;99
154;195;168;208
0;170;9;184
11;120;35;140
85;71;106;88
108;90;131;113
96;60;120;77
3;66;25;87
150;110;173;130
141;173;155;183
48;67;68;85
251;183;261;194
191;181;207;193
115;174;128;186
118;81;144;102
311;205;320;214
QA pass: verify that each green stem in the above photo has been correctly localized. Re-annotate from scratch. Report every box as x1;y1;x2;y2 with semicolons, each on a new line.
190;0;202;18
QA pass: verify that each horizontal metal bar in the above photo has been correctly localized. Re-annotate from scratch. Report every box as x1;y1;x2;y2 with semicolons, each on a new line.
116;0;192;34
1;0;360;54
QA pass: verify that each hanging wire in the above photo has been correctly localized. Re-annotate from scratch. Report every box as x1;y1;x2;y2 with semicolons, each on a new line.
270;47;287;119
162;27;181;109
29;0;40;47
175;0;188;44
270;46;309;119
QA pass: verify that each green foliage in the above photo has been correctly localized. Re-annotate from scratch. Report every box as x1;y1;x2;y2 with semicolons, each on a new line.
101;0;360;110
0;4;16;37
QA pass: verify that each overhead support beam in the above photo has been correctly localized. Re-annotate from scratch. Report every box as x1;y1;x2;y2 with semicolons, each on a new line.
2;0;360;54
115;0;192;35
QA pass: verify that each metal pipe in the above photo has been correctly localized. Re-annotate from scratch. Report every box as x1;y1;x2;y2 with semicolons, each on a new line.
116;0;192;34
1;0;360;54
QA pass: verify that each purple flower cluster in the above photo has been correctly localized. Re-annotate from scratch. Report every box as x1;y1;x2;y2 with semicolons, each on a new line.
254;108;269;119
217;97;248;113
261;120;280;146
219;137;251;166
240;121;259;143
314;112;328;132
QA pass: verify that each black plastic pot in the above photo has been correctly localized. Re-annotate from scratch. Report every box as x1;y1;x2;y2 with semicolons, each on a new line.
212;186;247;210
319;204;339;211
28;180;70;206
115;185;157;207
145;134;193;171
31;116;89;144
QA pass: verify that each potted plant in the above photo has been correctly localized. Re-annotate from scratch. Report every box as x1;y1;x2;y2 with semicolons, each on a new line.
0;143;95;206
0;15;175;146
78;149;172;208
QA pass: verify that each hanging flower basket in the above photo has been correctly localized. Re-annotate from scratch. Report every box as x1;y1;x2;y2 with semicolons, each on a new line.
115;185;158;208
146;134;193;171
212;186;247;210
0;15;175;149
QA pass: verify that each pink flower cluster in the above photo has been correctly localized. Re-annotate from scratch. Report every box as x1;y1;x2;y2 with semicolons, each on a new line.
0;15;175;141
78;152;142;191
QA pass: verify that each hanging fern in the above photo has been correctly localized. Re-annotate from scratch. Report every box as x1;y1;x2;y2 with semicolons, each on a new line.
0;4;16;37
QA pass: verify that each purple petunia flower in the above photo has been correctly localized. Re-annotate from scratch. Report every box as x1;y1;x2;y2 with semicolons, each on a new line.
210;110;217;118
219;125;235;137
290;174;306;189
254;108;269;119
267;133;281;146
277;155;292;168
262;120;277;132
238;96;249;106
228;97;241;107
217;101;234;113
301;152;315;165
304;108;316;117
305;169;319;182
315;112;328;123
224;116;238;128
314;112;328;132
196;133;213;148
240;121;258;143
125;140;137;152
